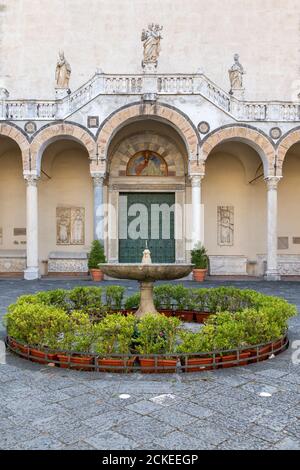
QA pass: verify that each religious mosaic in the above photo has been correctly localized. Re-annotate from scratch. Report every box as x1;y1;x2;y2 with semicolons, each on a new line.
126;151;168;176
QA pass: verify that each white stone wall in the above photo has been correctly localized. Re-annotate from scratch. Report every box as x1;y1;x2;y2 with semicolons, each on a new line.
0;0;299;101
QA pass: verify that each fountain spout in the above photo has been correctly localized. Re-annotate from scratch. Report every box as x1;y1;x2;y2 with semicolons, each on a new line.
142;246;152;264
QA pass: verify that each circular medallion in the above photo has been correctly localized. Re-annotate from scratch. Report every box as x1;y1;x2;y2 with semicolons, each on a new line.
24;121;37;134
198;121;210;134
269;127;282;140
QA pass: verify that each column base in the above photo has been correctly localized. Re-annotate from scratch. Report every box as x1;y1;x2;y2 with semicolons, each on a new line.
24;267;40;281
264;271;281;281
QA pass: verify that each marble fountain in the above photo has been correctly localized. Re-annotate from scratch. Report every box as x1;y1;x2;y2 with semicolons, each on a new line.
99;247;193;317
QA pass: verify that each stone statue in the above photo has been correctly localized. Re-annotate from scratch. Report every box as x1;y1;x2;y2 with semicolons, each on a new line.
229;54;245;95
55;51;71;89
141;24;163;70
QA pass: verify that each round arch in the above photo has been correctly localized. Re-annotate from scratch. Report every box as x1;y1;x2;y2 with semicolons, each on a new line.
95;102;199;166
277;127;300;175
200;125;275;177
29;122;96;174
0;123;30;171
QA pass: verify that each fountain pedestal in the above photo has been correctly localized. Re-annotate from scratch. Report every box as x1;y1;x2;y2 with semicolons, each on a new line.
136;282;158;317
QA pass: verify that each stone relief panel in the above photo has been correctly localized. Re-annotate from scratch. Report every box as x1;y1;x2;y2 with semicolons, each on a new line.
217;206;234;246
56;207;85;245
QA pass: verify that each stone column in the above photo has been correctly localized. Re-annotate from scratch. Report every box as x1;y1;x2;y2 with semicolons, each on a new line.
24;175;40;280
191;175;204;247
265;176;281;281
92;173;105;242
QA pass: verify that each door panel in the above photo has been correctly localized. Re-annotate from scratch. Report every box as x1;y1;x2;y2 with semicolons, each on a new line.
119;192;175;263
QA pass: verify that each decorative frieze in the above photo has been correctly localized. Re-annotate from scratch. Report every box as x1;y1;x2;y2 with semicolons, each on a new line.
217;206;234;246
56;207;85;245
209;255;247;275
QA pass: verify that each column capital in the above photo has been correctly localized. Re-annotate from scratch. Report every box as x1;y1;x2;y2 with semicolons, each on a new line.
190;174;204;187
24;173;39;187
265;176;282;190
91;173;105;186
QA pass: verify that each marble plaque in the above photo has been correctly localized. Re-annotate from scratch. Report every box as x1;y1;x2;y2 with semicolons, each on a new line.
14;228;26;236
217;206;234;246
56;207;85;245
278;237;289;249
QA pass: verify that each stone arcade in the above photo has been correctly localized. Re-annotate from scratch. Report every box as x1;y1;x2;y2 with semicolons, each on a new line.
1;26;300;281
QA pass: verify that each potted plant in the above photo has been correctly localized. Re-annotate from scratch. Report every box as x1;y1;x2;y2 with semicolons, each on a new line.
135;314;181;373
94;314;136;372
56;311;94;370
177;329;219;372
154;284;174;316
191;244;208;282
172;284;194;321
105;285;125;312
88;240;106;282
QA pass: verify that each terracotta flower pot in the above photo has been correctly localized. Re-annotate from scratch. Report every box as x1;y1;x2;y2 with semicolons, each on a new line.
272;338;285;354
157;358;178;373
219;351;251;368
158;309;174;317
57;354;93;370
248;344;272;363
97;357;135;373
90;268;104;282
9;338;29;355
195;312;210;323
139;357;178;373
193;269;207;282
185;356;219;372
175;311;194;322
30;348;57;364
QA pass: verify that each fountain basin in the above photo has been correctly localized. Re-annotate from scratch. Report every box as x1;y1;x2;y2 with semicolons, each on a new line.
98;264;193;282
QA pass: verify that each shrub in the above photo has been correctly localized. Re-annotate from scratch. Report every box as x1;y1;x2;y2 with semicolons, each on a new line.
94;313;136;356
124;292;140;310
172;284;190;310
153;284;174;309
5;303;70;348
191;244;208;269
88;240;106;269
105;285;125;310
135;314;181;355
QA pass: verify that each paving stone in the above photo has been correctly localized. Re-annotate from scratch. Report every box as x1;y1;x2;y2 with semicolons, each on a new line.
125;399;164;415
113;415;174;441
83;409;137;430
84;431;138;450
218;436;271;450
182;423;232;446
19;436;64;450
151;430;214;450
150;408;198;427
274;437;300;450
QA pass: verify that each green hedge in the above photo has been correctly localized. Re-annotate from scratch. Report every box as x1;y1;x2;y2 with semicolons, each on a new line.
4;285;297;356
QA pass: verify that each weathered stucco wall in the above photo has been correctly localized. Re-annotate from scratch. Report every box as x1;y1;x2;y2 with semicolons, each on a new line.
0;0;299;100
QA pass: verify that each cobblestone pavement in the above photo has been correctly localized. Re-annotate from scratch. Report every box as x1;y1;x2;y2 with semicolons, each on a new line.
0;279;299;450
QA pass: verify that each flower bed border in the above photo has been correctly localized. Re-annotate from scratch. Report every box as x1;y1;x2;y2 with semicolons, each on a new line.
6;333;289;373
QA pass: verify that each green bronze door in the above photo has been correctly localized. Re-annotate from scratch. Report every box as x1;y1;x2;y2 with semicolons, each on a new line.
119;192;175;263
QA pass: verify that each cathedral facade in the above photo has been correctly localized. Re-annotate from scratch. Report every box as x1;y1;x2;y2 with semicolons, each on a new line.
1;0;300;280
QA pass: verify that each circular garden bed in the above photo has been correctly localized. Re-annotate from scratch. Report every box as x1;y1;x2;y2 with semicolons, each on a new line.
4;285;296;373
